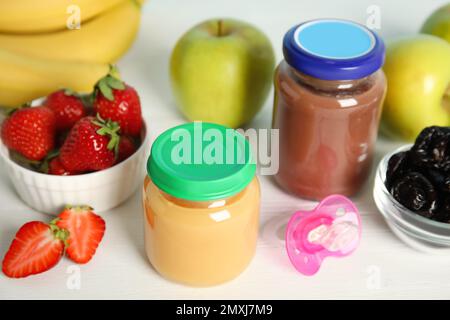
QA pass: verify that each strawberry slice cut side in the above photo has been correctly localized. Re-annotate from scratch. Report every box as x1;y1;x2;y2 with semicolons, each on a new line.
2;221;68;278
55;205;106;264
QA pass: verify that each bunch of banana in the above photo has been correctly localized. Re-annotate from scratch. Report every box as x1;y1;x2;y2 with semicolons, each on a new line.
0;48;110;107
0;0;127;34
0;0;143;107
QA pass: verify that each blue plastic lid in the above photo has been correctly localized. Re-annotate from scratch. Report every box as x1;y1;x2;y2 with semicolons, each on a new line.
283;19;385;80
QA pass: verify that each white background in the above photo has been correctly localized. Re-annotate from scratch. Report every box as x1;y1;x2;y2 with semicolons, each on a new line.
1;0;450;299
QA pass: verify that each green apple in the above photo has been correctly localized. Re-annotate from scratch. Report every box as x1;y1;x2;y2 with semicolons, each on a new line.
421;3;450;43
381;34;450;141
170;18;275;128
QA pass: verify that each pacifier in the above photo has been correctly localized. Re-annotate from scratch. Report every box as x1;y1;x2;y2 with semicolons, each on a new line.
285;195;361;276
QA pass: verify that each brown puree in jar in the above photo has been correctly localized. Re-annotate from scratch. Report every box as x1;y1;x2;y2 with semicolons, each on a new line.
273;60;387;199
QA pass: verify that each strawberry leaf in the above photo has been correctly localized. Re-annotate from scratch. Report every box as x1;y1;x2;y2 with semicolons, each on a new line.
96;113;106;123
63;89;75;96
107;135;120;153
98;79;114;101
109;65;121;80
4;102;32;117
3;107;19;117
96;127;108;135
49;219;70;248
92;115;121;155
38;149;60;173
80;93;94;108
93;66;124;102
106;76;125;91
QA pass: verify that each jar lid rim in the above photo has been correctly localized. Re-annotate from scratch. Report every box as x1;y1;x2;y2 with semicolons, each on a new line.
283;19;385;80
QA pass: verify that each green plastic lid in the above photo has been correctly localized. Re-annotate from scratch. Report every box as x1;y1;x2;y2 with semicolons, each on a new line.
147;122;256;201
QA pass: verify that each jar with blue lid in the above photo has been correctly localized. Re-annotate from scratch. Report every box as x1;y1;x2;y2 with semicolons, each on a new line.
273;19;387;199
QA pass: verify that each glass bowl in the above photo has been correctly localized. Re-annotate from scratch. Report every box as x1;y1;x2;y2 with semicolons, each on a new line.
373;144;450;254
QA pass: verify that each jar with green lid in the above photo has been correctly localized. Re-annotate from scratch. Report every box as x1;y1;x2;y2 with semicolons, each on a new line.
143;122;260;286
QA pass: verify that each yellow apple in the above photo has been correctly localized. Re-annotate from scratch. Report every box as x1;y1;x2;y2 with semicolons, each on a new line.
381;34;450;141
421;3;450;43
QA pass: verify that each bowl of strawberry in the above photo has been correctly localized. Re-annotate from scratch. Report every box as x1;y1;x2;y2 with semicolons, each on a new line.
0;72;150;214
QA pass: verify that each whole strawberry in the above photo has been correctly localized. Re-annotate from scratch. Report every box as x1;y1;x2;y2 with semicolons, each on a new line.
117;136;137;163
93;73;142;137
45;89;86;132
48;157;75;176
1;106;55;161
60;115;120;172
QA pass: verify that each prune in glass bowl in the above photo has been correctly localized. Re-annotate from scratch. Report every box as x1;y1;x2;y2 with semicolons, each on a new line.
385;151;409;190
374;126;450;254
373;145;450;254
390;171;437;219
385;126;450;223
410;126;450;172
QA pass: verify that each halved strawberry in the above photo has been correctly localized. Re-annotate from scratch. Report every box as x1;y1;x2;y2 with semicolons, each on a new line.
2;221;68;278
55;206;105;264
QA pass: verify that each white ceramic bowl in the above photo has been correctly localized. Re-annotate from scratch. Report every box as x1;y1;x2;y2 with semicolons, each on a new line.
0;119;150;215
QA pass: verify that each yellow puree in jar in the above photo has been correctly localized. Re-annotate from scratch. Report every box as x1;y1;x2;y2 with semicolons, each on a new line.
143;176;260;286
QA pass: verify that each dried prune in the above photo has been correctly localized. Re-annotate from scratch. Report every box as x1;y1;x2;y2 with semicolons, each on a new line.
385;126;450;223
424;168;447;190
444;177;450;193
410;126;450;170
391;172;437;218
385;151;409;190
434;197;450;223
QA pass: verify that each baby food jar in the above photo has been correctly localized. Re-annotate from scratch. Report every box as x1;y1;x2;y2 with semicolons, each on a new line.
143;122;260;286
273;19;387;200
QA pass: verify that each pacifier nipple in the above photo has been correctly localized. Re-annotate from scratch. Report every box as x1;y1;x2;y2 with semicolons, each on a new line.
308;220;359;252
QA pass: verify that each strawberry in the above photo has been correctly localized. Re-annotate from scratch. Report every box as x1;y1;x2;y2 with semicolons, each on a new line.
37;150;80;175
45;90;86;132
117;136;137;163
48;157;74;176
1;106;55;161
2;221;68;278
55;206;105;264
55;130;69;148
93;73;142;137
59;115;120;172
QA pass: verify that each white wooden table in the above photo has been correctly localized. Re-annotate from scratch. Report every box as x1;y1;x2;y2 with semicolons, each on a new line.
1;0;449;299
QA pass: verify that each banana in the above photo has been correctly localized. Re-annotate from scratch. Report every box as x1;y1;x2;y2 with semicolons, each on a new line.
0;0;141;64
0;0;126;34
0;48;109;108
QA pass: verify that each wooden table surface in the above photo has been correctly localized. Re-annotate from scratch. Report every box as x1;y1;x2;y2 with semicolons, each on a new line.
1;0;449;299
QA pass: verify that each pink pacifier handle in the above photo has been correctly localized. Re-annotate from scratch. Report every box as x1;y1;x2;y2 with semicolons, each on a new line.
285;195;362;276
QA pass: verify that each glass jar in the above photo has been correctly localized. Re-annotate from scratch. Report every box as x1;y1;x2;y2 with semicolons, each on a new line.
273;19;387;200
143;122;260;286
